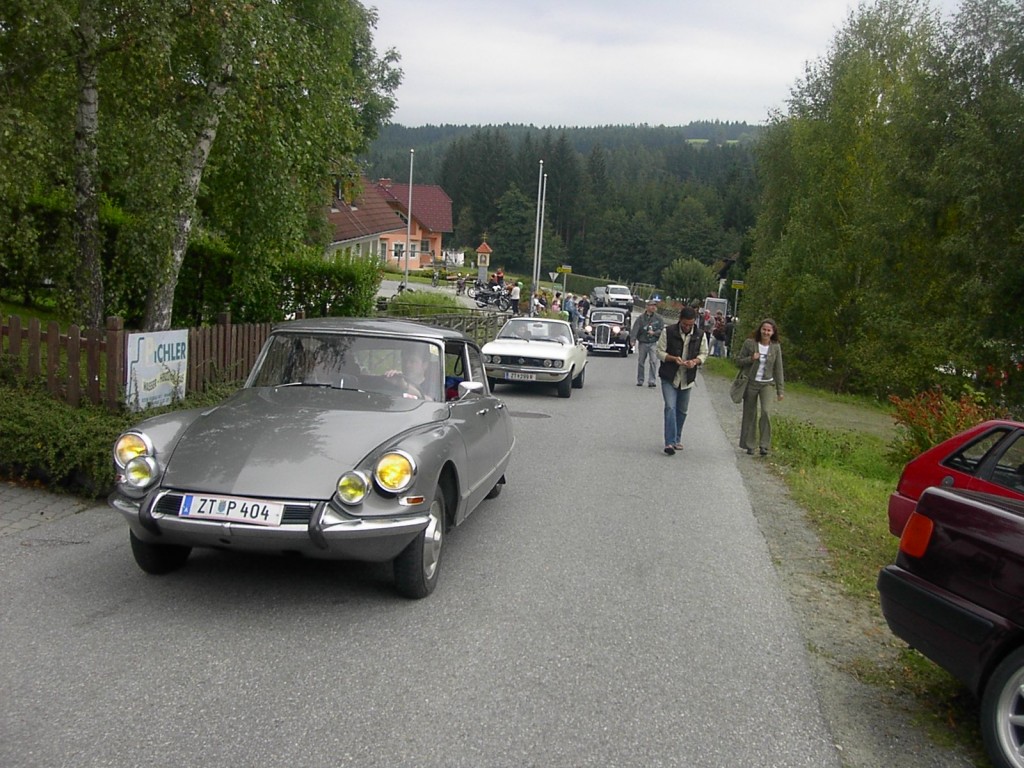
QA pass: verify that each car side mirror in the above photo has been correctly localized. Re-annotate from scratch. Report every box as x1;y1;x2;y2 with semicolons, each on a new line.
458;381;485;399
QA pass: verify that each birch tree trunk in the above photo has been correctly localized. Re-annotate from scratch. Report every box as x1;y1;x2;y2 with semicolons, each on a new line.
73;1;104;329
142;58;233;332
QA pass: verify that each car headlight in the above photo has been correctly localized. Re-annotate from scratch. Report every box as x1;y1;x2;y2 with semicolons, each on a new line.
584;325;592;333
612;325;621;334
374;451;416;493
543;359;553;368
123;456;158;489
336;471;370;505
114;431;153;469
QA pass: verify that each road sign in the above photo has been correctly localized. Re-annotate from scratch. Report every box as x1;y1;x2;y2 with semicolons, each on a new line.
549;272;559;281
556;265;572;274
731;280;746;290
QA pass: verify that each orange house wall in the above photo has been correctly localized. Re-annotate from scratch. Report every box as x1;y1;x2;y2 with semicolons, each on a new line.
380;222;442;272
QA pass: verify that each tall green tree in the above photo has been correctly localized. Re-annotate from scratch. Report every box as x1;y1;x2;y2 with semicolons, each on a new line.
490;183;534;273
750;0;958;393
1;0;399;329
661;258;716;305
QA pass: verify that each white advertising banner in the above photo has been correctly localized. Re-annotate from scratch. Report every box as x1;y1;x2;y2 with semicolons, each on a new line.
125;329;188;410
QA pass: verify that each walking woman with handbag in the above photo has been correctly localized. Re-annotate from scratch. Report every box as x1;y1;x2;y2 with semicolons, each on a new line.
737;319;785;456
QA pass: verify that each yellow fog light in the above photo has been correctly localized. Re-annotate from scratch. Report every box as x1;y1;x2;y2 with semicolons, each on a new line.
336;471;369;505
123;456;158;489
114;432;152;468
374;452;415;493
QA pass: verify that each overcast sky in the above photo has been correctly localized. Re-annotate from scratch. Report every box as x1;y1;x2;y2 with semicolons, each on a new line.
368;0;961;128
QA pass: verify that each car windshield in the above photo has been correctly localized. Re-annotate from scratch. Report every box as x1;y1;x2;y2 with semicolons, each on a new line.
591;311;623;323
249;332;443;400
607;286;630;295
497;318;573;344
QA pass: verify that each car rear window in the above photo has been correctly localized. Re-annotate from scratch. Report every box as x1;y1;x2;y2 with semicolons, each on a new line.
943;427;1014;474
990;433;1024;493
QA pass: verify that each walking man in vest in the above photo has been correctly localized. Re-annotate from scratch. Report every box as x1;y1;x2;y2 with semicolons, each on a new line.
630;298;665;387
656;306;708;455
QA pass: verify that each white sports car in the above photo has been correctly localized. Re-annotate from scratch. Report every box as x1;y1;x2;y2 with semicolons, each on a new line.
482;317;588;398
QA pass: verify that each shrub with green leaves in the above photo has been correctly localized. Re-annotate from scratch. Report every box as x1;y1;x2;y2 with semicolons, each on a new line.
888;387;1008;465
0;382;239;498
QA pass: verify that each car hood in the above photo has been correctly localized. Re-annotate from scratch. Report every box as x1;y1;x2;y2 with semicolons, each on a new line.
160;387;445;500
484;339;574;358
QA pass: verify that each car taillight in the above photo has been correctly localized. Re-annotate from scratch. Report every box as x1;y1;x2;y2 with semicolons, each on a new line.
899;512;934;558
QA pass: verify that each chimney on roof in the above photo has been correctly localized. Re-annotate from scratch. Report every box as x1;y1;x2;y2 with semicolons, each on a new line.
378;178;392;188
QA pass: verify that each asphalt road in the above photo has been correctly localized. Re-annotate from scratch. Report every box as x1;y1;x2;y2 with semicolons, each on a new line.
1;354;840;768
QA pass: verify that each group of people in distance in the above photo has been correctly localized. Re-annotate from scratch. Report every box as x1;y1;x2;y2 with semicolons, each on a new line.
629;299;784;458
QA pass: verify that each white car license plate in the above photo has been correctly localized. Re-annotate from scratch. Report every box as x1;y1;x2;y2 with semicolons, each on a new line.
180;494;285;526
506;371;536;381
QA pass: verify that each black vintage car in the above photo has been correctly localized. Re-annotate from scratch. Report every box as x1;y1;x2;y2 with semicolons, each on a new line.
583;307;631;356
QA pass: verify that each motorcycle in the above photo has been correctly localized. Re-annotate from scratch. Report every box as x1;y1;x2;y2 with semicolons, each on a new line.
475;284;511;312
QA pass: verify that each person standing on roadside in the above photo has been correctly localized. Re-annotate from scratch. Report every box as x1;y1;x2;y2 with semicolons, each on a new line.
576;295;590;327
737;318;785;456
656;306;708;455
630;298;665;387
510;282;522;315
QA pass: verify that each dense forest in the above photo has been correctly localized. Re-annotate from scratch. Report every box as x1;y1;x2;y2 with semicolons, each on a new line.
361;122;761;286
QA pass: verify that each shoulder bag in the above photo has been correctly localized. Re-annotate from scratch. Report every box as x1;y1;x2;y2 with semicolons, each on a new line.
729;369;748;404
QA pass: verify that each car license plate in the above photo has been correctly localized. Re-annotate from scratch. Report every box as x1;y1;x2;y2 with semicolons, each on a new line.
180;493;285;526
506;371;536;381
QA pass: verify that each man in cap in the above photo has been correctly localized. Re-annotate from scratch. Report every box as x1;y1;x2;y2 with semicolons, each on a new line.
630;298;665;387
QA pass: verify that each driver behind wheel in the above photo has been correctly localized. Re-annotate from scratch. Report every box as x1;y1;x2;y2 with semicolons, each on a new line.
384;344;440;400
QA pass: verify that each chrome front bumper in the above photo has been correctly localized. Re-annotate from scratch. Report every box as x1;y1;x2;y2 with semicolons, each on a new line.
110;491;430;562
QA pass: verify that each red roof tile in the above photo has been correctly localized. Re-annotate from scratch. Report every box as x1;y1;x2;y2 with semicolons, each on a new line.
374;180;453;234
328;179;405;244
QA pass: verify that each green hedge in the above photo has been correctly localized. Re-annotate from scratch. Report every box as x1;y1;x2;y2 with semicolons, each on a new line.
0;382;237;498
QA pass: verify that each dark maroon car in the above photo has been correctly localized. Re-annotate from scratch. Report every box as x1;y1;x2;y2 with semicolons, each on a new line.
879;486;1024;768
887;419;1024;536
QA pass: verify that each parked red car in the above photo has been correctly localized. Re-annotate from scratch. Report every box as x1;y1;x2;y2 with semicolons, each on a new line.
888;420;1024;536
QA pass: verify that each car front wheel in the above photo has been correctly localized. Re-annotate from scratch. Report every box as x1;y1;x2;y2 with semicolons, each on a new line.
982;646;1024;768
129;530;191;574
572;366;585;388
394;486;446;599
557;372;572;398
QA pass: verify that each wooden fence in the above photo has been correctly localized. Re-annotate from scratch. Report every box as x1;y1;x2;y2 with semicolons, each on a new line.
1;313;272;410
2;309;505;411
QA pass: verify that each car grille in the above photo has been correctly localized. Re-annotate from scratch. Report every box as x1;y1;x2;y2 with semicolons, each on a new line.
153;493;315;525
496;355;555;367
595;326;612;345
